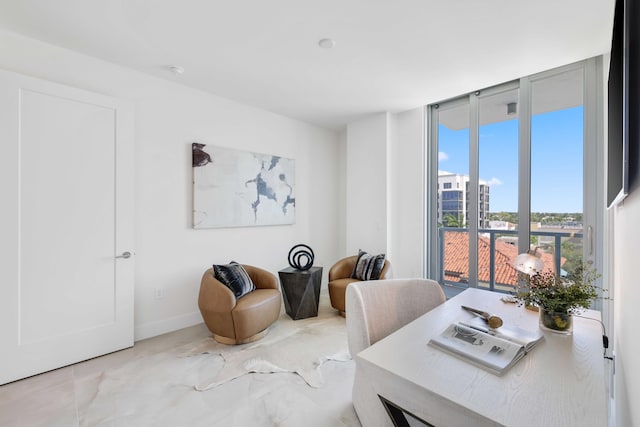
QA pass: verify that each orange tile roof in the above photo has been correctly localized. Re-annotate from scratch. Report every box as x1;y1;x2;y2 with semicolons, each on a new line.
442;231;562;287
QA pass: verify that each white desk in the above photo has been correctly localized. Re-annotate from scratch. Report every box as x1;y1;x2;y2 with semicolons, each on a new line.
356;288;607;427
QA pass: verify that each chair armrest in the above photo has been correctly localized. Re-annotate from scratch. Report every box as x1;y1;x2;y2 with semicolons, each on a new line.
346;283;372;356
198;268;236;313
243;265;278;290
329;256;358;281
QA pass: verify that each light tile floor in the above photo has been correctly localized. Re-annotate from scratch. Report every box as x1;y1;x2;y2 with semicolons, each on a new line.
0;296;361;427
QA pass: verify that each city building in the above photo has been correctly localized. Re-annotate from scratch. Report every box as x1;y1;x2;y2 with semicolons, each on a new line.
438;171;490;228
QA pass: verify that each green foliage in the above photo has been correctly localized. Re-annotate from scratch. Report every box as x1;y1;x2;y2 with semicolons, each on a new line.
488;212;584;225
443;214;463;228
561;240;584;274
516;261;600;314
489;212;518;223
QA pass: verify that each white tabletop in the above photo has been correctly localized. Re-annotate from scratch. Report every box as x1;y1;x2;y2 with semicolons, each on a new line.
357;288;607;427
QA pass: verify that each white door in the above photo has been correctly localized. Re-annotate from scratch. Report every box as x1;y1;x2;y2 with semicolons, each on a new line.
0;69;134;385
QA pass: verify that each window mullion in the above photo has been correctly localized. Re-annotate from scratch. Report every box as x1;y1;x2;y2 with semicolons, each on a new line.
469;93;479;287
425;105;440;280
518;78;532;255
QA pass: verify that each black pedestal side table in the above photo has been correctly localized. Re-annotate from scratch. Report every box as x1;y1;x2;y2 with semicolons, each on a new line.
278;266;323;320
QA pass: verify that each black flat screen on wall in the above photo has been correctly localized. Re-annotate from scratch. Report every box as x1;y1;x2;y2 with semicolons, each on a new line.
607;0;628;207
608;0;639;207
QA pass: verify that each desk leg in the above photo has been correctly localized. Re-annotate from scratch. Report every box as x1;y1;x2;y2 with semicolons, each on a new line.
379;396;435;427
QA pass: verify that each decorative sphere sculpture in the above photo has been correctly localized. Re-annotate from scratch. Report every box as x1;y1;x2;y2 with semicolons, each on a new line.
288;244;315;271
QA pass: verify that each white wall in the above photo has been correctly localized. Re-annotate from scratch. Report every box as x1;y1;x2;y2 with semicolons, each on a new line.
388;108;425;278
612;192;640;426
336;129;348;257
343;109;425;279
0;29;341;340
345;113;388;256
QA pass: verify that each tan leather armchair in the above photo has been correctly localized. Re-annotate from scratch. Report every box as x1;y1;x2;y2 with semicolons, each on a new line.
198;264;281;345
327;256;391;316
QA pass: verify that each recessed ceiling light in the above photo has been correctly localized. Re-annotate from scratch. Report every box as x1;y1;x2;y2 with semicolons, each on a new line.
318;38;335;49
168;65;185;76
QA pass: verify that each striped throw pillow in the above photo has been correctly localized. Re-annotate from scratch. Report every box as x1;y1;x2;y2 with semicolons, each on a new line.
213;262;256;299
351;250;386;281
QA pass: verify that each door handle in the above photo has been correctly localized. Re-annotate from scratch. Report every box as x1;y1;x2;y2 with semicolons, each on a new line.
115;251;132;259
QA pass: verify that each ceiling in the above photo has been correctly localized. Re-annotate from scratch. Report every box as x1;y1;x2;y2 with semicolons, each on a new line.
0;0;615;130
440;67;586;131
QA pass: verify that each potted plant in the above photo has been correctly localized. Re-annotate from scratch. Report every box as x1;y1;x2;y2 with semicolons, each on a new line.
515;261;600;334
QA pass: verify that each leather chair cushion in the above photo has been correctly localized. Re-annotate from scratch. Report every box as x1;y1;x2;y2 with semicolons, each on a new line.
231;288;281;340
328;278;361;313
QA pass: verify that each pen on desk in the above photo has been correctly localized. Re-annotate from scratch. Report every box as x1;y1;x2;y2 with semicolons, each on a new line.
460;305;504;328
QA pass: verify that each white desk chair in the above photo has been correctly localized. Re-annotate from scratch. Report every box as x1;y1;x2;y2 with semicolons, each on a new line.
346;278;446;427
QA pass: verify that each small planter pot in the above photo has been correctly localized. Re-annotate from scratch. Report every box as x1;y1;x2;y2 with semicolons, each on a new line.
539;309;573;335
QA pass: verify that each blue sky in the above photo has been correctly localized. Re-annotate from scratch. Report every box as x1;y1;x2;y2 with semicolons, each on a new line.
438;106;583;213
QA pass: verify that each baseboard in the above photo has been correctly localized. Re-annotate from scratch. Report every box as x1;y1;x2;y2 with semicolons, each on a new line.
134;311;203;342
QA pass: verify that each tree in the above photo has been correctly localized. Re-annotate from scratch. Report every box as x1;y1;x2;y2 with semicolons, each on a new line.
560;239;583;275
489;211;518;224
442;214;463;228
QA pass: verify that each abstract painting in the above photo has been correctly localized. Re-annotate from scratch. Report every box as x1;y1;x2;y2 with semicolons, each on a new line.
192;143;295;228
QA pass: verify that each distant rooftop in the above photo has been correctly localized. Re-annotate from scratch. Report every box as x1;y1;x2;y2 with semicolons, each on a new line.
443;232;563;286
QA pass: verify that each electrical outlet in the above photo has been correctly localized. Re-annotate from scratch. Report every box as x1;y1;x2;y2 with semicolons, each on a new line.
153;287;164;300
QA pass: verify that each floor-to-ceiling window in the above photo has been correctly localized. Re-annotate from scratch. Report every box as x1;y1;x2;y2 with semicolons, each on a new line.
435;100;471;284
426;59;602;297
477;85;520;291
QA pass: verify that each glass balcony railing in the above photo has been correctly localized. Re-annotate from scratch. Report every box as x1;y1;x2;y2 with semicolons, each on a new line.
438;227;584;293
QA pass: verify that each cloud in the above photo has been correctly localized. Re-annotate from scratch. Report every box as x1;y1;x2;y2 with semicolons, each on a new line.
438;152;448;161
487;177;503;186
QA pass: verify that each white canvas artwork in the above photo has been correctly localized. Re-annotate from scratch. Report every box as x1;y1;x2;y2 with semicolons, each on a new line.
192;143;295;228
